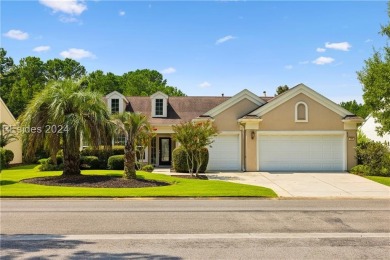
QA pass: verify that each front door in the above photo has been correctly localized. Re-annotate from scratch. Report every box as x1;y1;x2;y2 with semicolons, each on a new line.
159;137;171;165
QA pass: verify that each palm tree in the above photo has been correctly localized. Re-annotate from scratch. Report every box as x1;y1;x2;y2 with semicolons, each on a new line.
0;122;18;148
111;112;150;179
19;80;112;176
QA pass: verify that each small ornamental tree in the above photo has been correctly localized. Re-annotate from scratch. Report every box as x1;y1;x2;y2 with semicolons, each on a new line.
111;112;151;179
173;120;218;176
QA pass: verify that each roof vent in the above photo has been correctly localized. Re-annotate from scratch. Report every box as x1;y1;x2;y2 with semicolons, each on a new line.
263;91;267;97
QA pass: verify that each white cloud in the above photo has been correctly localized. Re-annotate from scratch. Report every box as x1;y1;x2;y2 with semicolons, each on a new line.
325;41;351;51
39;0;87;15
60;48;96;59
365;39;373;43
216;35;236;45
316;47;326;53
312;56;335;65
3;29;29;40
199;81;211;88
299;60;310;65
284;65;293;70
161;67;176;74
119;10;125;16
59;15;79;23
33;46;51;52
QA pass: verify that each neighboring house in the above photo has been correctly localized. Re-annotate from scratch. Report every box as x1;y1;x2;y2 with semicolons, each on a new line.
0;97;23;164
360;115;390;144
104;84;363;172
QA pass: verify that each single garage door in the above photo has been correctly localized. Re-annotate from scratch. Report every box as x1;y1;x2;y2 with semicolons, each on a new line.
258;134;345;171
207;134;241;171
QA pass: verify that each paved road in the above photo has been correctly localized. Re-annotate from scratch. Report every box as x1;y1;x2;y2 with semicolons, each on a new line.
1;199;390;259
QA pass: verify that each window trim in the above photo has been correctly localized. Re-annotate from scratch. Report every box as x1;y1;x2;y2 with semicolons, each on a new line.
155;98;164;116
111;98;120;114
295;101;308;122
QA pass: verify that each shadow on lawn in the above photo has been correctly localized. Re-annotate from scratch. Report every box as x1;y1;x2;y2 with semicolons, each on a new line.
0;234;182;260
0;180;17;186
6;164;38;170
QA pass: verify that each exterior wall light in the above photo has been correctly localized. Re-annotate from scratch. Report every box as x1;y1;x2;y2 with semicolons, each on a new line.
251;131;255;140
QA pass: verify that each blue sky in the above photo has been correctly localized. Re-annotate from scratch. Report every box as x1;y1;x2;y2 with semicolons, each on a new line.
1;0;388;102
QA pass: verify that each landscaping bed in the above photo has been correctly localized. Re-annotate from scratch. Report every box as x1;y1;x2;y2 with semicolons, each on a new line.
23;175;168;188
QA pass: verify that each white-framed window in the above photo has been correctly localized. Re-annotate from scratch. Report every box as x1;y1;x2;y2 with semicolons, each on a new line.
151;92;168;117
114;133;126;146
295;102;308;122
111;98;119;114
155;99;163;116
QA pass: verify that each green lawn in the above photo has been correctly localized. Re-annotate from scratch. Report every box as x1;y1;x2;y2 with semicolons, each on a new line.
365;176;390;187
0;165;277;198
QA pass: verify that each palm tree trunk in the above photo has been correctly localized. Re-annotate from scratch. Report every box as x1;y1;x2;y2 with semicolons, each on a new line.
62;133;81;176
124;139;137;179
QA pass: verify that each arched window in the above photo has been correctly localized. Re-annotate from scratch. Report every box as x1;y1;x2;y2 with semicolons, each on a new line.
295;102;308;122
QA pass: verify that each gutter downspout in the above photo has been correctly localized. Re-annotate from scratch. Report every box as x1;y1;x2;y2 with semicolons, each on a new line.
240;123;246;172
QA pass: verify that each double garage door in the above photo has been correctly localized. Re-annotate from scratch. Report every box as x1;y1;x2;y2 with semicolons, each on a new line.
207;134;241;171
258;134;345;172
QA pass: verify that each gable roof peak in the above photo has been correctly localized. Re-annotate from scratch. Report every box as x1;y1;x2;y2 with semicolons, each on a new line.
105;91;127;101
150;91;169;99
203;88;266;117
249;83;354;117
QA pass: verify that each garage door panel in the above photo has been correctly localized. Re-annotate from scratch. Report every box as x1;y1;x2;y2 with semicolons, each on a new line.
207;135;240;171
258;135;344;171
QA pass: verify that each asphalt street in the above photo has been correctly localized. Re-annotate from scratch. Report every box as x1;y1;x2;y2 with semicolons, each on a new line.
1;199;390;259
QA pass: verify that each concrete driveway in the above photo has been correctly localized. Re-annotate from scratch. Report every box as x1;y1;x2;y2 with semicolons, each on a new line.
206;172;390;199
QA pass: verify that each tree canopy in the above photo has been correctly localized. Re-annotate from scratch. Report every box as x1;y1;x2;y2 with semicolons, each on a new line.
339;100;369;119
276;85;289;95
0;48;186;118
357;2;390;135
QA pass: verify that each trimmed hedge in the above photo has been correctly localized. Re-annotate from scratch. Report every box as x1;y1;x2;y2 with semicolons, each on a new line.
81;146;125;169
172;146;209;173
0;148;14;168
141;164;154;172
108;155;124;170
80;156;100;169
38;158;63;171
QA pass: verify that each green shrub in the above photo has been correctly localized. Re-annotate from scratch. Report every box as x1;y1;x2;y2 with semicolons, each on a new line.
47;155;63;165
80;156;100;169
350;165;370;176
108;155;124;170
38;158;63;171
355;140;390;176
0;148;14;168
172;146;209;173
81;146;125;169
141;164;154;172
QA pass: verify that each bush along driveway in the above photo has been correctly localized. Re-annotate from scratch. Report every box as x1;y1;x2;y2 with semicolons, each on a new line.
0;165;277;198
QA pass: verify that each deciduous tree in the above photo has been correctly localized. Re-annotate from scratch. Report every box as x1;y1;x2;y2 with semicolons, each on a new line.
357;2;390;135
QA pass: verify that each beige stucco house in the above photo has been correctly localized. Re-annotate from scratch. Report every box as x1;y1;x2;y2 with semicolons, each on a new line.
105;84;363;172
0;97;23;164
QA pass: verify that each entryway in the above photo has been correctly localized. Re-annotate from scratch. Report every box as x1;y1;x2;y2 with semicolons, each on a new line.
159;137;171;166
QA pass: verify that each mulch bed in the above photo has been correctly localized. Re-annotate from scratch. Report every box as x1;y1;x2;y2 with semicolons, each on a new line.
22;175;169;188
171;175;208;180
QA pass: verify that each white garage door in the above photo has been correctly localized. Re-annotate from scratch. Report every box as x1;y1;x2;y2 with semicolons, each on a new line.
258;134;345;171
207;134;241;171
